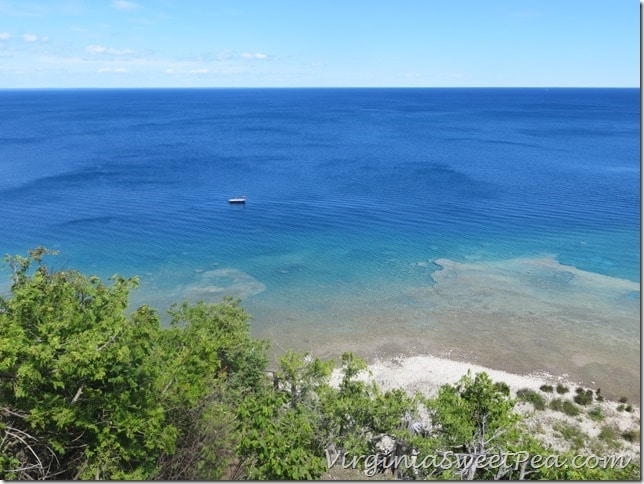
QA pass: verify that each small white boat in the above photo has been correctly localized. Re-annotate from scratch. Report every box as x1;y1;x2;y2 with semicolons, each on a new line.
228;195;247;204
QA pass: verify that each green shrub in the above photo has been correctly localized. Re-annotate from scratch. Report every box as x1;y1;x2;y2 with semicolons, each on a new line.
549;398;580;416
594;388;604;402
0;248;272;480
573;388;593;406
562;400;581;416
549;398;564;411
539;384;554;393
556;383;569;394
516;388;546;410
622;429;640;443
554;423;586;449
617;404;625;412
598;425;620;444
588;406;604;421
494;381;511;395
619;396;628;403
625;404;633;412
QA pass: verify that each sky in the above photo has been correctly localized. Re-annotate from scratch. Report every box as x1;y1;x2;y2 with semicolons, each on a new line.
0;0;639;88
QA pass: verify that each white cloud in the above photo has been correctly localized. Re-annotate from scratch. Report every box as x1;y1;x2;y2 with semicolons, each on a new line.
86;44;106;54
22;33;38;42
85;44;135;56
111;0;140;11
0;33;10;40
189;68;209;74
241;52;267;60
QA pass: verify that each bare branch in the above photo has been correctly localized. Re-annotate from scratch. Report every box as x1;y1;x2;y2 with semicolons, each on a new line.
97;331;120;351
71;385;84;403
1;406;28;419
3;427;45;478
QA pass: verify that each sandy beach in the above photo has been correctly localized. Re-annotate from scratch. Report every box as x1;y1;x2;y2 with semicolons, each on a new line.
331;353;564;397
328;353;641;460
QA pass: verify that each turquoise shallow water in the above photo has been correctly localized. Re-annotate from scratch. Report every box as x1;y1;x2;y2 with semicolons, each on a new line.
0;88;639;397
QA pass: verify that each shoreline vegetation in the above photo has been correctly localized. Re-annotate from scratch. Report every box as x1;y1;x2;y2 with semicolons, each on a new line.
324;355;640;477
0;248;640;480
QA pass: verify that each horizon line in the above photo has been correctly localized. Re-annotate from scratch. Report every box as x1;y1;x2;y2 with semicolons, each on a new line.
0;85;639;90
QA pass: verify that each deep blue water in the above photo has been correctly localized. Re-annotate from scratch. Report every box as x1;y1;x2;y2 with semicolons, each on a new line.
0;88;639;332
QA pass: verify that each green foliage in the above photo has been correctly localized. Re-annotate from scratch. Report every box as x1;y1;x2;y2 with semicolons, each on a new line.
0;248;269;480
622;428;639;443
370;388;417;435
548;398;563;412
587;405;604;422
516;388;546;410
237;387;327;480
0;249;171;479
234;350;334;480
429;371;517;449
573;387;594;406
236;351;419;480
153;298;269;480
553;423;587;450
548;398;580;416
619;396;628;403
493;381;510;394
598;425;621;446
164;298;269;395
556;382;569;394
319;352;375;448
274;350;334;409
539;451;640;480
539;384;553;393
594;387;604;402
418;372;568;480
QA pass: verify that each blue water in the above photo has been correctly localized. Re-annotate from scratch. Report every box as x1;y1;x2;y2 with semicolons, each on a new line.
0;89;640;388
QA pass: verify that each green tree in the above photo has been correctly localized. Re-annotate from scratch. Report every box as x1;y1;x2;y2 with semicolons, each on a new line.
235;351;333;480
0;248;173;479
0;248;271;480
153;298;269;480
416;371;525;479
237;384;328;480
318;352;376;455
428;371;517;448
273;350;334;410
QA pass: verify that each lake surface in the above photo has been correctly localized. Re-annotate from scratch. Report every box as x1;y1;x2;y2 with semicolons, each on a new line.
0;88;639;398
